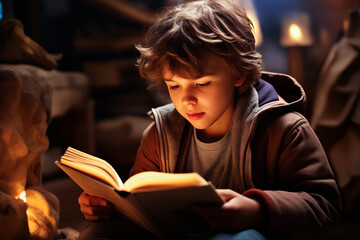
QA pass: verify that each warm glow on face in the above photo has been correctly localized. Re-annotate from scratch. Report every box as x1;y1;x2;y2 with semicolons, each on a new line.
289;24;302;41
17;190;27;203
163;54;240;139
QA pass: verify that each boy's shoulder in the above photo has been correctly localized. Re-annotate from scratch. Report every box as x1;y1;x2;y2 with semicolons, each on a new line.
254;109;310;144
267;111;309;131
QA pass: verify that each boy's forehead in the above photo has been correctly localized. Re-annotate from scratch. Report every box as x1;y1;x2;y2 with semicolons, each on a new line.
199;54;228;70
162;54;229;80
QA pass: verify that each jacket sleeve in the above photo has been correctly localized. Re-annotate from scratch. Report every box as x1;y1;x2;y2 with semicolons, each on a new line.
130;122;161;176
244;112;341;239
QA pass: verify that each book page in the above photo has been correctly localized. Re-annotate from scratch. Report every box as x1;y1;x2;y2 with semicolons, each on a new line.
60;147;123;190
56;160;225;237
122;171;208;192
55;162;156;234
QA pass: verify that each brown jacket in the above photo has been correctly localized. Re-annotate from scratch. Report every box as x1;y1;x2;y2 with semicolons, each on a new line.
131;72;341;239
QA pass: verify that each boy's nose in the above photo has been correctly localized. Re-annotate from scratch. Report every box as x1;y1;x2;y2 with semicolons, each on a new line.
181;84;198;105
181;87;197;105
181;95;197;105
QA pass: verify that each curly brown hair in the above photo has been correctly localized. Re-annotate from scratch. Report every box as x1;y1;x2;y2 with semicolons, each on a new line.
136;0;262;94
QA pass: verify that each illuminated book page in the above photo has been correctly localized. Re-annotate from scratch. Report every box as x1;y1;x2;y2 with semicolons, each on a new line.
60;147;123;190
122;172;207;192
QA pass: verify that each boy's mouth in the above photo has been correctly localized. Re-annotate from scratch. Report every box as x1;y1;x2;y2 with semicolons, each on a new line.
186;112;205;120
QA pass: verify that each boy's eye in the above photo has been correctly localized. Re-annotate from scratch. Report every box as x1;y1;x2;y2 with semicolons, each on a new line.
196;82;211;87
169;85;180;90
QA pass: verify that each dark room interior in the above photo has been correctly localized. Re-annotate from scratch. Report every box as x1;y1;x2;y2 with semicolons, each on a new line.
0;0;359;239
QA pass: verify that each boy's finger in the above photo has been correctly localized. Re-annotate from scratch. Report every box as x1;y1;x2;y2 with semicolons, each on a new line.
80;204;112;216
89;196;111;206
215;189;238;201
79;192;110;207
83;206;114;222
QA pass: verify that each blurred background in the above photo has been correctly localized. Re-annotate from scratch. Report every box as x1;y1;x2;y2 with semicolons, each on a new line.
0;0;359;238
2;0;358;117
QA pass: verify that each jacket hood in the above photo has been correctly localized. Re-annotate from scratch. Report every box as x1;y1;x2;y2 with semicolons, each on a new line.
257;71;307;115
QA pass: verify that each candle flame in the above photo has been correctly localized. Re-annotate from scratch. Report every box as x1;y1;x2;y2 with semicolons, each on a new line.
289;24;302;41
17;191;27;203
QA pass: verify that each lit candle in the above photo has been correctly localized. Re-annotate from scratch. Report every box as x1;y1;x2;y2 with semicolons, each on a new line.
16;190;27;203
280;13;312;47
280;13;313;87
289;24;303;42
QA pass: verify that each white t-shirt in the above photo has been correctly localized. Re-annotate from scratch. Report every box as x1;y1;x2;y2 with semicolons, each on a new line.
186;128;232;181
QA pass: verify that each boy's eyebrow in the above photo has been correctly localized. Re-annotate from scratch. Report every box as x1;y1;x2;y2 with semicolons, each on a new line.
163;73;217;82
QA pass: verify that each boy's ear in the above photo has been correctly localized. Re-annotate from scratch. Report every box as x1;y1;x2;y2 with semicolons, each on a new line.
234;74;247;87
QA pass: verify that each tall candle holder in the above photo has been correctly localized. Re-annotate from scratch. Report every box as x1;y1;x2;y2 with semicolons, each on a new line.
280;13;313;87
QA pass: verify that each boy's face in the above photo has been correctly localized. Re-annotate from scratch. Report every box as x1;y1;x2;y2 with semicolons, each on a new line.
163;54;244;140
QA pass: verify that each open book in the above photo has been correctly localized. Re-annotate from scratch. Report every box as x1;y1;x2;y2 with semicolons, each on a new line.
56;147;224;237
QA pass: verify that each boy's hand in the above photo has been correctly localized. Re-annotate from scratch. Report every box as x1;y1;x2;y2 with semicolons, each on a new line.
194;189;265;232
78;191;114;221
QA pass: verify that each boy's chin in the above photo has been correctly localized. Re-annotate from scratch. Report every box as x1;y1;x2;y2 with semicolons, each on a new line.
186;121;208;130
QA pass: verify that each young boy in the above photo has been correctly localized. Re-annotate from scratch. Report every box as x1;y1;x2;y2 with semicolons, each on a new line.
78;0;341;239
